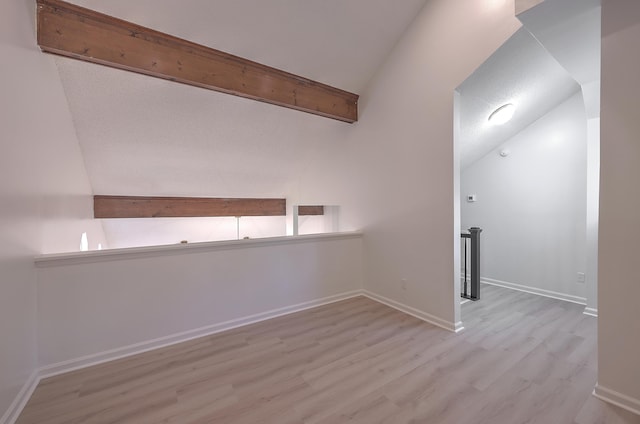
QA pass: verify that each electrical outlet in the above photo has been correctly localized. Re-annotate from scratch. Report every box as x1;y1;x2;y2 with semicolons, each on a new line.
577;272;586;283
401;278;408;290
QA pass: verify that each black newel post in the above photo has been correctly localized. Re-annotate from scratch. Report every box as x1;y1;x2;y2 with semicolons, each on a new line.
469;227;482;300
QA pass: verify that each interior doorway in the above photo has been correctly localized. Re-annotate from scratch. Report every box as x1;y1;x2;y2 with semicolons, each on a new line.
453;0;601;327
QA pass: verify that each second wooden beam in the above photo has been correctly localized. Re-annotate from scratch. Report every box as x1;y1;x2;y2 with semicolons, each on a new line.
94;196;286;218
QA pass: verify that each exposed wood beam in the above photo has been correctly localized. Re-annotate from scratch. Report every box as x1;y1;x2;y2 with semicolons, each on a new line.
36;0;359;123
94;196;286;218
297;206;325;216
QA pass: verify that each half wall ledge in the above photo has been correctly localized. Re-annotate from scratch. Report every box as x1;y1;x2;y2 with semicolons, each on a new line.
34;232;363;268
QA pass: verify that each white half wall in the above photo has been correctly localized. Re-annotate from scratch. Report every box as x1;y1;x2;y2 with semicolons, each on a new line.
461;92;587;301
598;0;640;413
35;233;363;370
0;0;107;421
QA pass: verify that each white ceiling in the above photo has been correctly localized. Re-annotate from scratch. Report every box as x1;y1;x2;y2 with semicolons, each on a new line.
56;60;345;198
51;0;601;246
518;0;601;85
54;0;429;203
63;0;429;93
458;0;600;170
457;28;580;169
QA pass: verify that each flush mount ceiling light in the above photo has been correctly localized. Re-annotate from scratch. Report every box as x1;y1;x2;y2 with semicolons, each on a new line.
488;103;516;125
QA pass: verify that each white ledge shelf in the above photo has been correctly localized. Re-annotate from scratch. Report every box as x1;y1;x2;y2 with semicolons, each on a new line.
35;232;363;268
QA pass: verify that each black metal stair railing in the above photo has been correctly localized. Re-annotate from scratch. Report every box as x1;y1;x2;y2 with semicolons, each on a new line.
461;227;482;301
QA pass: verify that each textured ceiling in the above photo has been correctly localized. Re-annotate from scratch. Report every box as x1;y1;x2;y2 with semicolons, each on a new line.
457;28;580;170
458;0;600;170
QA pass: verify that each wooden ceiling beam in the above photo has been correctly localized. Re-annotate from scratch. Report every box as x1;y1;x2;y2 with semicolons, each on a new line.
94;196;286;218
297;206;325;216
36;0;359;123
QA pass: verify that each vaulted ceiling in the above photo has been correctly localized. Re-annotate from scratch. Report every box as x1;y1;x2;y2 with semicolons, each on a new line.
63;0;429;94
53;0;429;201
457;0;600;170
457;27;581;169
46;0;601;246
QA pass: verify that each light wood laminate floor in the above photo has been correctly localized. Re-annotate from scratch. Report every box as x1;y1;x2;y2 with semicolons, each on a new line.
17;285;640;423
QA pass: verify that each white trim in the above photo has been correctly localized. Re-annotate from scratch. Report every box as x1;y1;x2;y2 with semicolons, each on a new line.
594;384;640;416
38;289;461;378
583;307;598;317
481;277;587;305
39;290;363;378
362;290;458;332
34;231;363;268
5;289;458;420
0;371;40;424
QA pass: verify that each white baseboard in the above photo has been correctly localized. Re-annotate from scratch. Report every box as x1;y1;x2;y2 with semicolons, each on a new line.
6;289;456;421
3;291;363;422
362;290;458;332
34;289;458;379
0;371;40;424
583;307;598;317
39;290;363;379
594;384;640;416
481;277;587;305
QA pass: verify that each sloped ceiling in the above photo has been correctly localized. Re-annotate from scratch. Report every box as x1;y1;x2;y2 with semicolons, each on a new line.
62;0;429;94
54;0;429;200
458;0;600;170
518;0;601;85
52;0;600;246
457;28;580;170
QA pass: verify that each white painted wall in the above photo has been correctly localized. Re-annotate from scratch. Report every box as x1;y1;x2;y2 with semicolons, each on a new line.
293;0;522;327
460;92;587;302
585;117;599;314
36;234;363;368
598;0;640;409
0;0;107;419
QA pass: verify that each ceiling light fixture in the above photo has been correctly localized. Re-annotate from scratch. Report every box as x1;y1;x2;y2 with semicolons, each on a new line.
488;103;516;125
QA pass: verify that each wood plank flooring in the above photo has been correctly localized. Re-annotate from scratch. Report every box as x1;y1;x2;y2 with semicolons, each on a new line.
17;285;640;423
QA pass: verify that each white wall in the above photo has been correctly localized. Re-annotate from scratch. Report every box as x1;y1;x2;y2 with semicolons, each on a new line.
598;0;640;410
461;92;587;302
293;0;522;328
36;234;362;369
0;0;107;419
585;117;599;314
